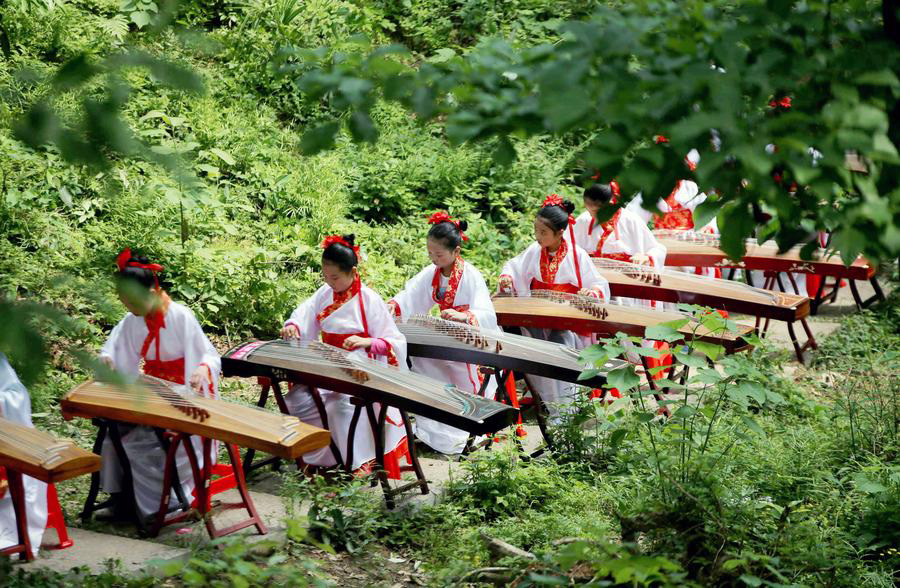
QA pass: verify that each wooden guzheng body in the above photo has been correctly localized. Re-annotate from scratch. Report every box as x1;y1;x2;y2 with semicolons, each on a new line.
652;229;884;312
593;258;818;362
62;376;330;538
0;418;101;561
221;340;517;507
62;378;330;459
653;229;875;280
491;291;754;354
397;314;627;389
593;257;809;322
221;340;516;435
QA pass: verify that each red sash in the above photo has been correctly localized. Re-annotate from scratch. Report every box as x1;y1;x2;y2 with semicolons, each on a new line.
144;357;186;385
529;279;579;294
320;332;358;349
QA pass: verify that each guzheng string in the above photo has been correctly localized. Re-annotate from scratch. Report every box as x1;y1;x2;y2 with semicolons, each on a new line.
592;257;789;305
653;229;845;263
0;420;74;466
246;342;479;414
69;376;302;443
402;315;586;362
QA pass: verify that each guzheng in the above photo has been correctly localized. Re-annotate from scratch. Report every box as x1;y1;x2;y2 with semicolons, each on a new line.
652;229;875;281
593;257;809;322
0;417;101;560
221;340;517;435
492;291;754;354
0;418;101;484
61;377;331;459
397;314;627;387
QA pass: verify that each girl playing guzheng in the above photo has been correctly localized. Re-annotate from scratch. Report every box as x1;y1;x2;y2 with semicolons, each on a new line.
387;212;499;455
98;249;221;520
0;354;48;558
573;182;667;268
280;235;407;472
498;196;610;422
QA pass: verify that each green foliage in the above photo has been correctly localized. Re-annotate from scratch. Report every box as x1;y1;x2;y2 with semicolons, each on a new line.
287;0;900;264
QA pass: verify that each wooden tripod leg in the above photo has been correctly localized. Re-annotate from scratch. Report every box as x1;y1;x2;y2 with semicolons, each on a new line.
0;471;32;561
400;409;429;495
107;422;147;535
786;319;818;364
344;403;364;474
151;433;187;537
218;443;267;537
81;420;107;522
365;403;394;509
308;387;344;469
242;381;271;476
154;428;190;512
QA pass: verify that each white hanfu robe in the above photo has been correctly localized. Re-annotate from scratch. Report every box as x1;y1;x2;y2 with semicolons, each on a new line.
283;280;407;470
0;354;48;558
499;240;610;422
98;298;221;519
390;258;499;454
572;209;667;267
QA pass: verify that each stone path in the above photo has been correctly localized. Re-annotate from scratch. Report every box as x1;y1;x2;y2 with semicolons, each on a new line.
13;276;891;575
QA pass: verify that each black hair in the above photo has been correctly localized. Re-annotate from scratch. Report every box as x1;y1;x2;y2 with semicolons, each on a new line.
427;220;468;250
321;234;358;273
583;183;615;205
116;253;156;290
536;200;575;232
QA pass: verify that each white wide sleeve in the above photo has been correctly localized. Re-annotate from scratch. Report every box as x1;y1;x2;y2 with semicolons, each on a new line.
572;212;592;251
0;354;32;425
389;266;436;321
100;315;142;376
284;286;327;341
623;213;667;268
499;244;537;296
364;287;408;368
462;266;499;331
182;310;222;397
576;247;611;300
626;193;654;224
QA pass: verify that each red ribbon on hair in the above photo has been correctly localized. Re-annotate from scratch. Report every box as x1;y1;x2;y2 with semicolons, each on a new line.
320;235;360;256
427;211;468;242
542;194;575;226
609;180;620;204
116;248;164;288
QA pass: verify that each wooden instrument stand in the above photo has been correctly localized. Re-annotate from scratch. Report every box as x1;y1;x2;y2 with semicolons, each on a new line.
751;272;818;363
0;470;31;561
80;419;266;539
242;377;429;509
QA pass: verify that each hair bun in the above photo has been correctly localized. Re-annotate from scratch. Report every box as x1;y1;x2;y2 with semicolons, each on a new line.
342;234;356;246
562;200;575;215
457;220;468;232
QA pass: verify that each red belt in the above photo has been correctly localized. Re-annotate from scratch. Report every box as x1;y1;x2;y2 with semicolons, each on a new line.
321;331;361;349
530;279;579;294
144;357;186;385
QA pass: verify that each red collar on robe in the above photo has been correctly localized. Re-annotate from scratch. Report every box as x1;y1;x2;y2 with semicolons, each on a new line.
432;257;466;311
593;209;623;256
316;275;363;325
139;291;172;361
539;238;582;289
654;182;694;229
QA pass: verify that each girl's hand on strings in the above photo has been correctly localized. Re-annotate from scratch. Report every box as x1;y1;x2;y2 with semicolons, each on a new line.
189;366;211;396
440;309;469;323
281;324;301;340
497;275;514;294
343;336;373;351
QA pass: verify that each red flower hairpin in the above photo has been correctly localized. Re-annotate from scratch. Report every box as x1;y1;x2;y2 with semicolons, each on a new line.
427;211;468;241
320;235;360;256
542;194;574;225
768;96;792;110
654;135;669;144
116;247;164;287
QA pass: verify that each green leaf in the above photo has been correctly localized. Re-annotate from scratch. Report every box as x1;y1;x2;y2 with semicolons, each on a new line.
856;69;900;87
832;227;865;267
741;416;765;436
300;122;340;155
692;340;724;361
428;48;457;63
607;366;641;392
645;324;683;342
852;473;888;494
492;136;517;166
208;148;235;166
52;54;100;90
674;351;707;369
739;382;766;405
348;110;378;143
131;10;151;27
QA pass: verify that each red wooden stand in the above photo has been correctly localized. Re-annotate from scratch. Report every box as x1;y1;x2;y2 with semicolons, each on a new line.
0;470;32;561
151;435;267;539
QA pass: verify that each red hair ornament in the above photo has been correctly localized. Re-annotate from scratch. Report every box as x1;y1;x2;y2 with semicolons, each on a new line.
541;194;575;225
320;235;360;256
427;211;468;242
116;247;164;288
590;172;620;205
